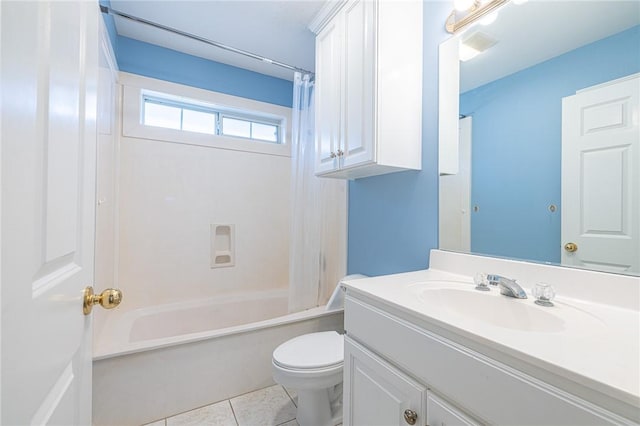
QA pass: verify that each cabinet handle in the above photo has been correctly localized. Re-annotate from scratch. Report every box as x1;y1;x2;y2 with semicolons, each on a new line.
330;151;337;158
337;149;344;157
403;409;418;425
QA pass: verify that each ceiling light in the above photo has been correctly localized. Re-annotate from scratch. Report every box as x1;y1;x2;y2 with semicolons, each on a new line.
480;10;498;25
454;0;475;12
445;0;507;33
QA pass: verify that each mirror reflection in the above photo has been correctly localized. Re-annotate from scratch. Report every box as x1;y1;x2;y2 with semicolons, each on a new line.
439;0;640;275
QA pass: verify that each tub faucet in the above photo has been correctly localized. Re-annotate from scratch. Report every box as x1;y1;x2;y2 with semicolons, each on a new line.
486;274;527;299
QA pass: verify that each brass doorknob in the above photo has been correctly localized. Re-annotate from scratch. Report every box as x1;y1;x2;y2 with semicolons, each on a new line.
403;409;418;425
83;286;122;315
564;242;578;253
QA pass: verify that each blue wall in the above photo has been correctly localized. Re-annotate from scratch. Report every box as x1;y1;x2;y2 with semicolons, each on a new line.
98;1;293;108
347;2;451;276
460;25;640;263
116;37;293;107
99;0;118;52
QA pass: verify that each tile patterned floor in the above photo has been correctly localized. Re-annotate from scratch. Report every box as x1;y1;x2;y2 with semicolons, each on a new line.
143;385;300;426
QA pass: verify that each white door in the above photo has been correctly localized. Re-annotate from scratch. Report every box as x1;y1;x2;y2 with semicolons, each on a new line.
344;337;426;426
340;0;376;170
561;74;640;274
315;18;342;175
1;1;99;424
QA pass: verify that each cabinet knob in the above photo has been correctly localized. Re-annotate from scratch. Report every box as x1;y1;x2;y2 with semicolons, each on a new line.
403;409;418;425
337;149;344;157
330;151;337;158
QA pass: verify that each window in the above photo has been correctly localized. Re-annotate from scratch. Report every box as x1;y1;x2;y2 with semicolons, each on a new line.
142;93;282;144
121;76;290;158
221;117;278;143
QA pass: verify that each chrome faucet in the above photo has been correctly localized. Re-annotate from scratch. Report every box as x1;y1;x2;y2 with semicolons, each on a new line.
486;274;527;299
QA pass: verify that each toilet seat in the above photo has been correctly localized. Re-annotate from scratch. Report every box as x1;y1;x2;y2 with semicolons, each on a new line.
271;277;367;426
273;331;343;371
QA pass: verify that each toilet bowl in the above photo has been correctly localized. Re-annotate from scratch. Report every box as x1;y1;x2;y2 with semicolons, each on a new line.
272;275;366;426
273;331;344;426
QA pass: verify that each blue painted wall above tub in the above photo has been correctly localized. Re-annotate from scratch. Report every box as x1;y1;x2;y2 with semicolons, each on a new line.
460;25;640;264
99;0;118;52
98;1;292;107
116;36;293;108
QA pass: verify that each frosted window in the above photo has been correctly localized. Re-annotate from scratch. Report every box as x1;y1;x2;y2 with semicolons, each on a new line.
252;123;278;142
222;117;251;138
183;109;216;135
144;103;181;130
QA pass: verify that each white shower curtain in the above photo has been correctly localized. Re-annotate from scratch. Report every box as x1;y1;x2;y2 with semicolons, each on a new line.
288;72;347;313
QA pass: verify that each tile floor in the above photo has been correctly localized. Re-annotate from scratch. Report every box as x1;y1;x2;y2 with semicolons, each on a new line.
143;384;300;426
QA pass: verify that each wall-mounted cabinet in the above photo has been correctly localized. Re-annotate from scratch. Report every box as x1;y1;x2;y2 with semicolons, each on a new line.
312;0;423;179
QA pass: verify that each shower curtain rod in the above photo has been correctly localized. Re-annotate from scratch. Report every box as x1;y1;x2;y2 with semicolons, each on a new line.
100;5;315;77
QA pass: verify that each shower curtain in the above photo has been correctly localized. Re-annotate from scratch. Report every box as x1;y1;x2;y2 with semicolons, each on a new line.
288;72;347;313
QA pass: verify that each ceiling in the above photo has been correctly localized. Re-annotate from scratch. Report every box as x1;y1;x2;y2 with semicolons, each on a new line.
110;0;327;81
109;1;639;85
460;0;640;92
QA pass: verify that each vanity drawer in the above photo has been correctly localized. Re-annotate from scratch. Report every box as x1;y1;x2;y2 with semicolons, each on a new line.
344;295;632;425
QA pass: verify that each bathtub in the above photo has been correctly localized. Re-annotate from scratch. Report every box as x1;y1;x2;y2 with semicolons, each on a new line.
92;289;344;426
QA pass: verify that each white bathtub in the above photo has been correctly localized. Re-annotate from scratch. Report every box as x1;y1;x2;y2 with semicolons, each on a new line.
92;289;344;426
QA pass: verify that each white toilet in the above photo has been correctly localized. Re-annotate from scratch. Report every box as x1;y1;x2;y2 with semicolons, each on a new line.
272;275;366;426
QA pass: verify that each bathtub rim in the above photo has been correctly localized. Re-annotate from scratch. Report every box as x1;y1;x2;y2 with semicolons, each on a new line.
94;304;343;361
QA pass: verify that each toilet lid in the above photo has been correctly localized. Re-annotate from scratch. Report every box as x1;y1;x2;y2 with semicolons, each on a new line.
273;331;343;370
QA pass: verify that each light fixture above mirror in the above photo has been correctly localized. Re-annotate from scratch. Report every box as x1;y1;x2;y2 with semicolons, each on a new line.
446;0;520;33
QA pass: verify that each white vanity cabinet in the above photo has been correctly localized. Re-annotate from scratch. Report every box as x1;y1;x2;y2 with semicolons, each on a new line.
426;393;480;426
343;292;637;426
344;336;427;426
344;335;479;426
313;0;423;179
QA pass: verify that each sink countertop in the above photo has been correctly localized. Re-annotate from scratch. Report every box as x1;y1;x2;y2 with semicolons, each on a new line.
341;268;640;410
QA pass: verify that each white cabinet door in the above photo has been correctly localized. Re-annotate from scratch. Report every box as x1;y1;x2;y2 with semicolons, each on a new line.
561;74;639;274
313;0;422;179
341;0;376;170
1;1;99;424
427;393;481;426
344;336;426;426
315;18;342;174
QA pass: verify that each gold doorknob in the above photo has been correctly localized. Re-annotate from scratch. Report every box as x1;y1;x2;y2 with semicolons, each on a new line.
83;286;122;315
564;242;578;253
403;409;418;425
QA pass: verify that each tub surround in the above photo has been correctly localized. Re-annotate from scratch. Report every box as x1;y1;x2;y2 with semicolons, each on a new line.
341;250;639;423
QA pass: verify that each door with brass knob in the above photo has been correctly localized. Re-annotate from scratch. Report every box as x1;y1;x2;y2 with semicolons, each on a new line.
3;2;104;423
83;286;123;315
564;242;578;253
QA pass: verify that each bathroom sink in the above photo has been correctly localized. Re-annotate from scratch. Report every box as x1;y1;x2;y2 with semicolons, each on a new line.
404;280;605;334
417;286;565;332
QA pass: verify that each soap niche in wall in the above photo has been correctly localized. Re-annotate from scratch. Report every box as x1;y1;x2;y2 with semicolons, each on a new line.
211;224;235;268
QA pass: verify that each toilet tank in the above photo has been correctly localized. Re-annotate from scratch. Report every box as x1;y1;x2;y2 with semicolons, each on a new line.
326;274;368;311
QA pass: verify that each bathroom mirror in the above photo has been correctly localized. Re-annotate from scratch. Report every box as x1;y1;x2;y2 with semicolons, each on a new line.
438;0;640;276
